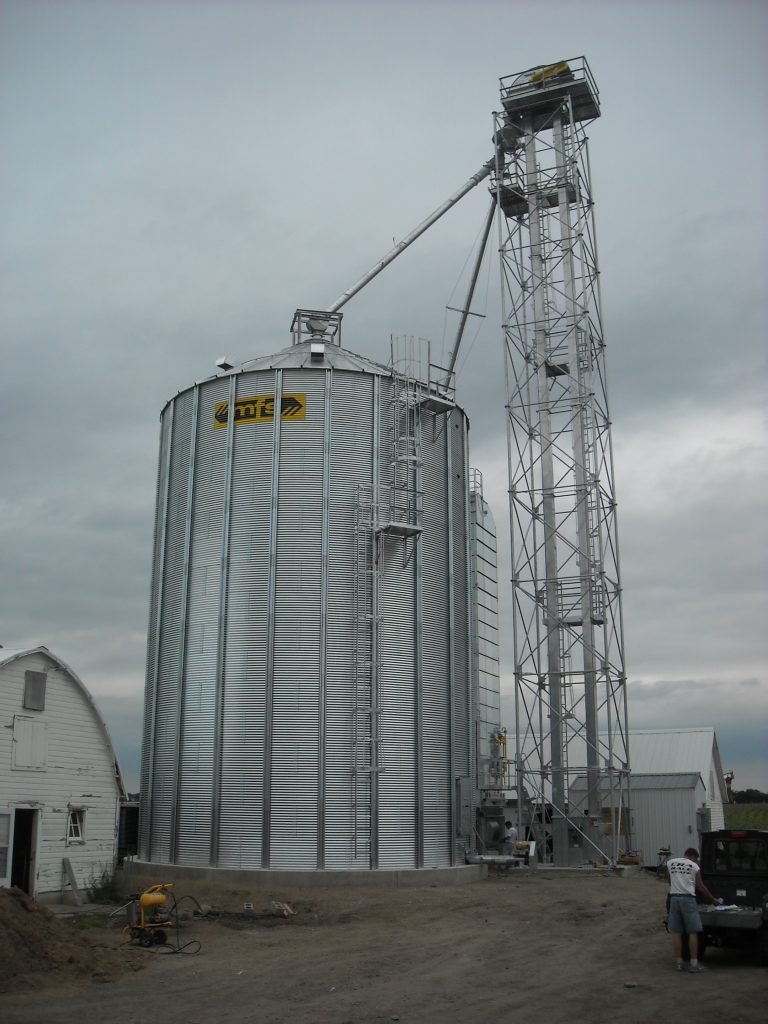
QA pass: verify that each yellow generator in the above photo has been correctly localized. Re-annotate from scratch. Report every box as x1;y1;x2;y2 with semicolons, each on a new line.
125;882;176;947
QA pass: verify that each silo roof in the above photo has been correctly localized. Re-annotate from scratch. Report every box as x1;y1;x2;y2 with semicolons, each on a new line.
235;341;393;377
167;340;462;414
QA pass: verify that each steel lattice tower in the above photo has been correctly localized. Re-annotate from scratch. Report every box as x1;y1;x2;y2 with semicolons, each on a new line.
493;59;630;865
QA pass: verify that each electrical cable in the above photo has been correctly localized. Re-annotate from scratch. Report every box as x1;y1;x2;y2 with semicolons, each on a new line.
118;886;204;955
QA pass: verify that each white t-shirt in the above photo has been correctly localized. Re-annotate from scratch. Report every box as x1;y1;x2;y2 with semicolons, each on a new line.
668;856;699;896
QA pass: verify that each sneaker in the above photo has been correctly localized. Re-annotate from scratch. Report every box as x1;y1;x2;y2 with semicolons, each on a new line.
675;963;684;971
688;963;706;973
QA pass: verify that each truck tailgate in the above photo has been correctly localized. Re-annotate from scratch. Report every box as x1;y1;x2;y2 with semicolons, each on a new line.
699;907;763;931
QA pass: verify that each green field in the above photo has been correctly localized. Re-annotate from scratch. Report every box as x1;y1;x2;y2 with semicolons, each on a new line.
723;803;768;829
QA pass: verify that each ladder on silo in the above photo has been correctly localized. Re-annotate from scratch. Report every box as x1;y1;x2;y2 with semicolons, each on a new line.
383;371;423;559
351;484;381;862
350;371;424;863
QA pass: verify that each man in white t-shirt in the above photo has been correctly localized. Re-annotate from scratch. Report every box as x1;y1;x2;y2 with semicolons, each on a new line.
503;820;518;855
666;847;722;972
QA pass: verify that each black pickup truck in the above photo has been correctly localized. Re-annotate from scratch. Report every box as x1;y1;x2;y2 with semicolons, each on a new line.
697;828;768;965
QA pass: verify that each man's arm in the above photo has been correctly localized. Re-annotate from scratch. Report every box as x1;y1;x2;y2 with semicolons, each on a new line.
694;869;721;905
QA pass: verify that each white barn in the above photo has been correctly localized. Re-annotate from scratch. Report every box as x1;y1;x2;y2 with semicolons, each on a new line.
0;646;125;902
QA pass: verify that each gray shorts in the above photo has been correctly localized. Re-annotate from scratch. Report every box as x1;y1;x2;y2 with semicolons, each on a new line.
667;895;702;934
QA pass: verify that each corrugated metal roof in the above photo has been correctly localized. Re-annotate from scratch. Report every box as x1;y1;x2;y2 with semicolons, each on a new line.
629;773;702;790
166;341;461;415
628;728;727;802
237;341;393;376
572;771;702;792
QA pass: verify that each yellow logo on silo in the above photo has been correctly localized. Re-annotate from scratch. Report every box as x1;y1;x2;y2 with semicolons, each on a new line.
214;394;306;428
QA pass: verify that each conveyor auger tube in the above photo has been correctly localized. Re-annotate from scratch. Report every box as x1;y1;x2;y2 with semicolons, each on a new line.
327;158;495;313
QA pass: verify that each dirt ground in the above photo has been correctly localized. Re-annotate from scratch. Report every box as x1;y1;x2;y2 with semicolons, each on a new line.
1;868;765;1024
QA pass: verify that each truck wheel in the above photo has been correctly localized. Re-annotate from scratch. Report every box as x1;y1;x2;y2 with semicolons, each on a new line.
757;926;768;967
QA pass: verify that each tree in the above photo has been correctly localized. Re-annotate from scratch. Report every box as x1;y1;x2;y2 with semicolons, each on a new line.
733;789;768;804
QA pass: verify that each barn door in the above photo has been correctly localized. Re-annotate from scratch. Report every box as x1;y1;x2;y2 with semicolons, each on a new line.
11;809;38;893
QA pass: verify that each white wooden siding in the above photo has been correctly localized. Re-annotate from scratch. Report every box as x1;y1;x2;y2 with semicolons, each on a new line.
0;651;121;898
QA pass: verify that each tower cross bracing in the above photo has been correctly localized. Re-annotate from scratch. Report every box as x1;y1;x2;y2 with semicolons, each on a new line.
494;59;630;865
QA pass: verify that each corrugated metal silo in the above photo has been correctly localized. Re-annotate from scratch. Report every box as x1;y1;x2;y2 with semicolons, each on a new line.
139;317;475;871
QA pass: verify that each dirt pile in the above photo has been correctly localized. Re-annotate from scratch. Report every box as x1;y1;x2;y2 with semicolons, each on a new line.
0;888;135;992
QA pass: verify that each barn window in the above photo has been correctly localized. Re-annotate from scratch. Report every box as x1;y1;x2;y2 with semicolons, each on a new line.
23;671;47;711
67;808;86;844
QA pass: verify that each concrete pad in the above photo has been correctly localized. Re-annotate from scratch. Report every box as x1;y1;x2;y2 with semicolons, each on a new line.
124;859;487;889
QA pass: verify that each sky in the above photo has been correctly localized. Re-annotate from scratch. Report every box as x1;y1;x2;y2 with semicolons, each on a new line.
1;0;766;794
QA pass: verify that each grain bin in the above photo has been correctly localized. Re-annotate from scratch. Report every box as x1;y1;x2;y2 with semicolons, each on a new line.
138;313;475;871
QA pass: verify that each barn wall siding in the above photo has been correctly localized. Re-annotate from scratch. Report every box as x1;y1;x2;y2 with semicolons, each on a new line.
0;650;122;899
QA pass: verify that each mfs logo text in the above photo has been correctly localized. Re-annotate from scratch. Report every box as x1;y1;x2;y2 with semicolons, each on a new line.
214;394;306;428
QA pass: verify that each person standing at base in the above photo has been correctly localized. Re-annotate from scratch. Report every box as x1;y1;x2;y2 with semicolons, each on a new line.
503;820;518;855
667;846;722;972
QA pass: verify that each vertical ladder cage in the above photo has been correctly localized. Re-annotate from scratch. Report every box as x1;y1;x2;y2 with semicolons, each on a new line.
351;343;428;866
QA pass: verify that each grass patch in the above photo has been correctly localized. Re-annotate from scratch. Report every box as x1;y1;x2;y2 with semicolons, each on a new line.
87;868;124;904
723;803;768;829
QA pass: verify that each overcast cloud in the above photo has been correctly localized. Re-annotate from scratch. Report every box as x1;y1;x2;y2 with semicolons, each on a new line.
1;0;766;792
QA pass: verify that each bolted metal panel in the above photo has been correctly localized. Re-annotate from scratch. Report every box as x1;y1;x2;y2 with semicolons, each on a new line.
140;401;173;860
469;483;502;794
450;413;471;779
140;346;474;871
376;376;418;870
154;391;198;863
216;370;277;867
323;373;375;869
269;369;327;869
420;409;453;868
175;378;229;865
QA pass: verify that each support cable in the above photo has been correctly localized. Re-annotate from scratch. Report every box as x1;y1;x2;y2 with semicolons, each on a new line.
446;199;496;376
327;159;495;313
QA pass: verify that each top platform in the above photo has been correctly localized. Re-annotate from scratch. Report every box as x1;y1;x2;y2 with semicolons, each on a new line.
499;58;600;126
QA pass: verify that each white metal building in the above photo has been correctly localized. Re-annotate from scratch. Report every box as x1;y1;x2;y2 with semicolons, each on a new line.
570;728;728;864
571;771;709;866
627;773;709;865
0;647;125;901
628;728;728;831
